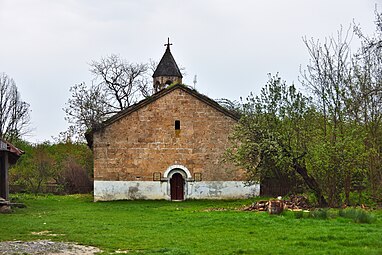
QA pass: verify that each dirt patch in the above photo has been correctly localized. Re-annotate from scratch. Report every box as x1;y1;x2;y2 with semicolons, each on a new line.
0;240;101;255
31;230;65;237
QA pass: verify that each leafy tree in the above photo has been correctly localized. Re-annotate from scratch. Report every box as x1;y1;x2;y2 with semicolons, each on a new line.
352;9;382;201
0;73;30;142
9;140;93;194
306;123;368;205
227;74;328;206
231;11;381;206
299;11;382;205
10;142;54;194
300;26;359;206
48;142;93;193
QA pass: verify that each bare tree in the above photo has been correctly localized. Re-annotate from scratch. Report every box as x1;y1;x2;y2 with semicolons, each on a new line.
300;26;359;206
0;73;30;141
64;55;154;141
90;54;150;111
300;26;353;138
63;82;111;141
216;98;242;116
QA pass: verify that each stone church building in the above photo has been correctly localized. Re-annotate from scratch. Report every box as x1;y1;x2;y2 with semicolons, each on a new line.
88;41;259;201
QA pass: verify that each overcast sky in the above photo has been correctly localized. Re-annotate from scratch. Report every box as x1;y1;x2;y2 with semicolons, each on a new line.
0;0;379;143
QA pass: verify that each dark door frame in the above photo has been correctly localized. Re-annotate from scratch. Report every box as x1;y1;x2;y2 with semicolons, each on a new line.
170;172;185;201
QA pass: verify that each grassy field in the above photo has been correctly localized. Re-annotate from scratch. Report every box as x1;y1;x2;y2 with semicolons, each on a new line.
1;194;382;255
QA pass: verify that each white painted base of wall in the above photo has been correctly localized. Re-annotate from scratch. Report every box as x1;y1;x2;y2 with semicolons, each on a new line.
188;181;259;199
94;180;260;201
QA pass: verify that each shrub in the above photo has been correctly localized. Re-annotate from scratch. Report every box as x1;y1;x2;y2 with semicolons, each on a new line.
309;208;330;220
339;208;376;224
62;158;93;194
294;210;304;219
9;140;93;195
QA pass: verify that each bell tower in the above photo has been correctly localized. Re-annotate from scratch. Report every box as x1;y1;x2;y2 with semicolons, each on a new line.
152;38;183;92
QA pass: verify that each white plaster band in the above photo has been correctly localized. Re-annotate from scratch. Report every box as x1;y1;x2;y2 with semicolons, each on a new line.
163;164;192;178
94;180;259;201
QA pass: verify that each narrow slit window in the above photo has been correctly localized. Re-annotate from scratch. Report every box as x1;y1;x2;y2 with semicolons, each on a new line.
175;120;180;130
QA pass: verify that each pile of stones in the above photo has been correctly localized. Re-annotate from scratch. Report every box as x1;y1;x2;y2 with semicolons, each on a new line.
0;240;101;255
0;197;11;213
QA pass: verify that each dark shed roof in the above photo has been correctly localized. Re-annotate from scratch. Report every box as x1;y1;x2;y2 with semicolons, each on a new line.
152;45;183;78
0;139;24;164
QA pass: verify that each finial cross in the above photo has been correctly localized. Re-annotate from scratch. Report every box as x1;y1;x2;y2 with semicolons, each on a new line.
164;37;172;48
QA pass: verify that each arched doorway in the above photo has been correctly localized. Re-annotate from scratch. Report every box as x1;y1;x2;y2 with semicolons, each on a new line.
170;173;185;201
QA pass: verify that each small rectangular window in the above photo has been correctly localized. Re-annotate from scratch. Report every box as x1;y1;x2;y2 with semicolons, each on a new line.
175;120;180;130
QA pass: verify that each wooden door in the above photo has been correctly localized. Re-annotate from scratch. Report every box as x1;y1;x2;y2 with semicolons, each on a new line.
170;173;184;200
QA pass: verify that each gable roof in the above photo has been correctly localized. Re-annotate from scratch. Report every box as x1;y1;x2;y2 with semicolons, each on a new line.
93;84;239;132
152;45;183;78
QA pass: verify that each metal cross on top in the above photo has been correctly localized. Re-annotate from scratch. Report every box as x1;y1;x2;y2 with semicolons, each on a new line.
164;37;173;48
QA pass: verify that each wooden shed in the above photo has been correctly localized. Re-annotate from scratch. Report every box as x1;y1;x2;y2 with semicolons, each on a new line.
0;139;23;200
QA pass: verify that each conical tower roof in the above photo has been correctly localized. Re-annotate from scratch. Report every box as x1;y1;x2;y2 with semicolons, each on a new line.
153;39;182;78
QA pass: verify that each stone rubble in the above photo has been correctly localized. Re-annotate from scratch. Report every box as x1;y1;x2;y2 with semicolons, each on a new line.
243;195;311;213
0;197;11;214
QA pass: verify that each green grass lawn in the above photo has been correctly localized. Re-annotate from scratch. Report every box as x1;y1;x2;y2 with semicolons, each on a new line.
1;194;382;255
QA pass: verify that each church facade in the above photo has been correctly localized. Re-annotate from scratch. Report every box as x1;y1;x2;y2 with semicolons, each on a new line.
89;41;259;201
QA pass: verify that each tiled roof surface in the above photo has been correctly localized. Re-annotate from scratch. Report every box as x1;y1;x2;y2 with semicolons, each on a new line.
152;46;182;78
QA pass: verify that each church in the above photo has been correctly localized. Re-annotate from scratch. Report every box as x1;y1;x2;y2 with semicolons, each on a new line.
89;40;259;201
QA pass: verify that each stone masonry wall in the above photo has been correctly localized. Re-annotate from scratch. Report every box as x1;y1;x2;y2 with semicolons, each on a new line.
93;88;246;182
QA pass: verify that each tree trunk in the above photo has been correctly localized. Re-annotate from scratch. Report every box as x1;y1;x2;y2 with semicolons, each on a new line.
293;161;328;207
344;172;351;205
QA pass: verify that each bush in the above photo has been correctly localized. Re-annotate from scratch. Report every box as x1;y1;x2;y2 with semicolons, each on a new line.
62;158;93;194
308;208;333;220
339;208;376;224
9;140;93;195
294;210;304;219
